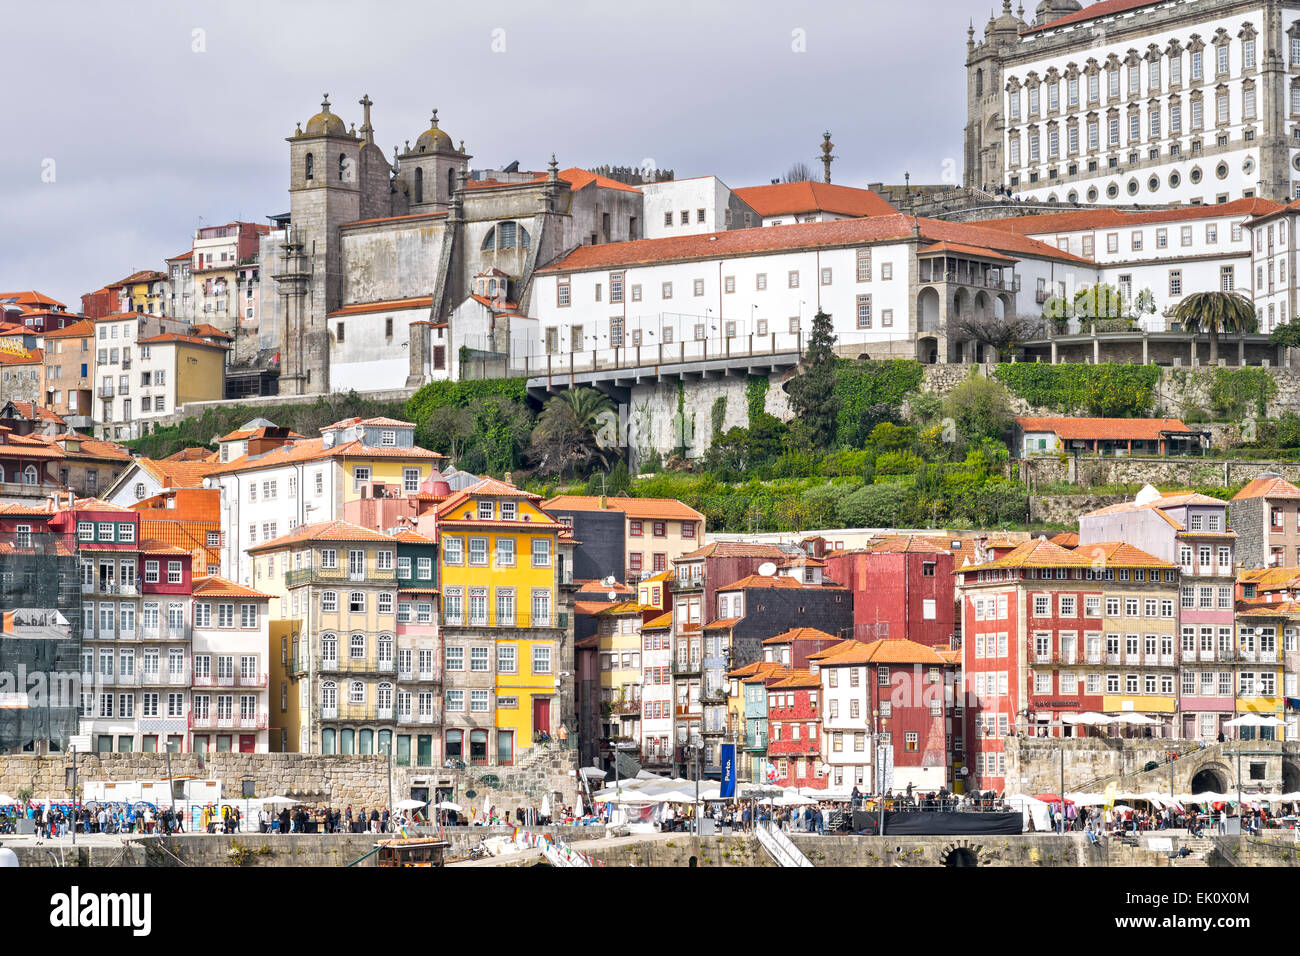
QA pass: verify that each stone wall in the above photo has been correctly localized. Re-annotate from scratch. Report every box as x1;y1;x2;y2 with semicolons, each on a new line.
1026;492;1128;526
1019;454;1300;495
0;747;581;812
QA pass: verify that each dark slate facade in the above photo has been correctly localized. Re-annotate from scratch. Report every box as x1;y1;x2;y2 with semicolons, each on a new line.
549;509;625;582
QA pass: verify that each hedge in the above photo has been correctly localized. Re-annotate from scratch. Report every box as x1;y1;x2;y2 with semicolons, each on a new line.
994;362;1161;417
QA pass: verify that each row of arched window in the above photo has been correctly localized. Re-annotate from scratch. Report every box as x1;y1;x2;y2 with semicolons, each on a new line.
320;632;393;662
304;152;350;182
482;221;530;251
321;680;393;707
0;465;39;484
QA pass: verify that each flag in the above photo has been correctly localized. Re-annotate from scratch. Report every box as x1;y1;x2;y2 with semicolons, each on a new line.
720;744;737;798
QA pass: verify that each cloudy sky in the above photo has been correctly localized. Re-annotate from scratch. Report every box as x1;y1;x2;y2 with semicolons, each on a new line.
2;0;983;308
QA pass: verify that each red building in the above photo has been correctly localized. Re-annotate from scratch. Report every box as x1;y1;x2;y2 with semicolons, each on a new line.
825;536;958;648
765;670;825;789
759;627;843;669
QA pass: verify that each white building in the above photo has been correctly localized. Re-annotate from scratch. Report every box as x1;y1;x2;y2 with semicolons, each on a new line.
530;213;1098;365
640;176;759;238
1244;196;1300;330
976;196;1278;325
188;575;272;753
731;180;898;226
966;0;1299;207
810;653;871;792
639;614;674;767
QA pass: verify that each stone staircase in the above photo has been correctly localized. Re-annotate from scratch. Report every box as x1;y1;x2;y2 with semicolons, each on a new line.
461;744;580;809
1169;837;1218;866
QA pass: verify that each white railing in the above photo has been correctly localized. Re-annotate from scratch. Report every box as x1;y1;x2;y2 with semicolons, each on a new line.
755;822;814;868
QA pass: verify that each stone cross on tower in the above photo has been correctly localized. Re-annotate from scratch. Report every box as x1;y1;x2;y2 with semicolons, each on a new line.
359;93;374;144
820;131;835;184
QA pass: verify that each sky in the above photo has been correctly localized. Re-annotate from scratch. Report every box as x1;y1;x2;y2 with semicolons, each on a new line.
1;0;984;309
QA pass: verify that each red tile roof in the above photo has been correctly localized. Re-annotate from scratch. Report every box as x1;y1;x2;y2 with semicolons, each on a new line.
676;541;787;561
968;537;1171;571
190;323;233;340
1233;476;1300;501
541;494;704;521
192;575;272;599
918;241;1019;262
767;670;821;690
247;519;399;552
558;167;642;195
1015;417;1196;441
762;627;839;645
809;638;945;666
0;291;64;309
703;616;743;631
40;319;94;339
1023;0;1164;34
137;333;230;349
732;181;896;219
327;297;434;317
717;573;844;591
537;213;1092;274
973;197;1281;234
2;402;65;425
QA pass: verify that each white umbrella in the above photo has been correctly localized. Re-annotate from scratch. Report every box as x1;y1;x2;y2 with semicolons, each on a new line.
394;798;427;810
1063;712;1114;725
0;794;16;804
261;795;297;806
540;794;551;818
1111;713;1156;725
579;766;608;780
1224;713;1286;728
435;801;462;812
1111;804;1133;814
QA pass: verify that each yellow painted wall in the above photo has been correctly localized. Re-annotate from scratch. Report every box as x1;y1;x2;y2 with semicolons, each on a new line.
268;619;301;751
1101;695;1176;714
338;458;438;506
173;343;227;404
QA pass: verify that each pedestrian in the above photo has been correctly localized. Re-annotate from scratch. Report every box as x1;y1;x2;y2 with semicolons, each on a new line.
557;723;569;749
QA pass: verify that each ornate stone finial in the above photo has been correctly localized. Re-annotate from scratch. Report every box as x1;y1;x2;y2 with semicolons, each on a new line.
321;93;331;113
405;140;411;152
430;108;439;128
459;140;466;152
295;122;303;135
820;131;835;185
393;145;399;163
349;123;356;135
1002;0;1012;12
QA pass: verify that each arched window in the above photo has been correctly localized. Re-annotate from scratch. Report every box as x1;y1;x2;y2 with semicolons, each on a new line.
377;682;393;709
321;728;336;754
482;228;495;251
0;465;6;483
377;635;393;664
322;633;337;664
349;680;365;703
134;482;146;499
340;728;355;754
499;221;517;250
976;68;984;97
350;633;366;659
322;680;337;709
22;466;37;485
414;167;424;204
358;728;374;754
305;152;314;180
338;153;348;181
448;167;456;198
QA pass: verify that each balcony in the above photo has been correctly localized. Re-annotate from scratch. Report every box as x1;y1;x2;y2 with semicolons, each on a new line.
671;660;702;676
1239;649;1279;664
609;700;642;717
744;732;769;751
188;712;267;730
192;672;267;689
285;566;398;588
335;702;393;722
397;668;443;684
140;669;189;687
98;384;115;398
81;581;139;597
396;710;442;726
319;658;397;675
440;612;555;630
700;688;728;705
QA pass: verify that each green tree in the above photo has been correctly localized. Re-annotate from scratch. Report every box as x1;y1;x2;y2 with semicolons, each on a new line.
416;405;475;461
1269;316;1300;348
942;374;1014;445
1172;291;1257;365
1072;283;1126;323
786;310;840;449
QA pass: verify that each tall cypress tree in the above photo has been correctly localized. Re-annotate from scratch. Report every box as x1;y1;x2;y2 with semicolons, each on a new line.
786;310;840;449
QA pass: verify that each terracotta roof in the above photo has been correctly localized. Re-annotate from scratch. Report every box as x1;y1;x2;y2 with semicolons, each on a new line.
434;478;544;521
864;534;979;554
596;601;645;616
703;616;743;630
138;539;190;555
137;333;230;349
0;291;64;308
731;181;896;219
1233;476;1300;501
729;661;794;683
327;297;433;317
767;670;821;690
717;573;844;591
1239;567;1300;590
1083;490;1228;519
642;611;673;629
974;197;1281;234
189;323;233;340
918;241;1018;263
108;270;166;287
675;541;787;561
209;437;445;476
163;447;218;463
51;434;131;461
0;348;41;365
575;600;621;616
39;319;94;339
166;250;193;262
1049;532;1080;548
1024;0;1172;34
809;638;945;666
1015;417;1195;441
761;627;839;645
2;402;65;425
559;168;643;195
541;494;704;521
247;519;398;552
191;575;272;600
968;537;1172;571
536;213;1093;275
389;528;436;545
135;458;222;489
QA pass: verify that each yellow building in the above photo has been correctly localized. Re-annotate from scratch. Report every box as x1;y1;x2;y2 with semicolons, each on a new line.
595;601;645;750
107;270;167;315
267;619;302;752
248;519;402;755
436;477;563;766
1235;604;1289;741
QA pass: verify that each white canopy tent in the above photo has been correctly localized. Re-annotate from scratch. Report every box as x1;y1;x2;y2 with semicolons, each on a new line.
1224;713;1286;728
1005;794;1052;832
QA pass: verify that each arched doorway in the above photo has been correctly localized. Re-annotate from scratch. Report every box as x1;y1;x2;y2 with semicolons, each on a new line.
1283;761;1300;794
1190;766;1230;794
942;845;979;867
917;287;941;334
917;335;939;365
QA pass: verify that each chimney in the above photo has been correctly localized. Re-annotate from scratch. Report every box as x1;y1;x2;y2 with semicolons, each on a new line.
599;495;607;510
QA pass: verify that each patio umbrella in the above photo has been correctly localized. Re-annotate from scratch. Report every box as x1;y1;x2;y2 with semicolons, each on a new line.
1224;713;1286;728
540;794;551;818
1033;793;1074;805
0;795;16;805
261;795;297;806
579;766;608;780
394;799;427;810
434;801;462;812
1062;712;1113;725
1112;714;1156;725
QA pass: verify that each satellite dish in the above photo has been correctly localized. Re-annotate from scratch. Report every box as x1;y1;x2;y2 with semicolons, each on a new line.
601;575;616;587
757;562;777;577
607;591;618;602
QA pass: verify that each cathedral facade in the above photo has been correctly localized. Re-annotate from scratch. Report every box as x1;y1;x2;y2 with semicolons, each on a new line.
273;95;643;394
965;0;1300;207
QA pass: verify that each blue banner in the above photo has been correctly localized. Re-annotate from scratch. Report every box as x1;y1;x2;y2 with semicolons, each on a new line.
719;744;736;799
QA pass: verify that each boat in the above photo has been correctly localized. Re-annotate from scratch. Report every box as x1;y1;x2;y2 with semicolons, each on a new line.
374;837;450;867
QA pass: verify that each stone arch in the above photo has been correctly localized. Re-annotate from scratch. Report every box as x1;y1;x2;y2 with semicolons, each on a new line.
917;287;942;333
1190;763;1231;794
917;335;940;365
940;840;982;866
1283;760;1300;793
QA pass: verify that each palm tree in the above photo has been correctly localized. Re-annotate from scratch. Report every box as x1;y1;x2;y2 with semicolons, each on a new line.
559;387;620;468
1172;291;1257;365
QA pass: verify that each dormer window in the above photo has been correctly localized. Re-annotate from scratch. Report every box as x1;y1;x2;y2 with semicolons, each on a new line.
381;430;395;447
